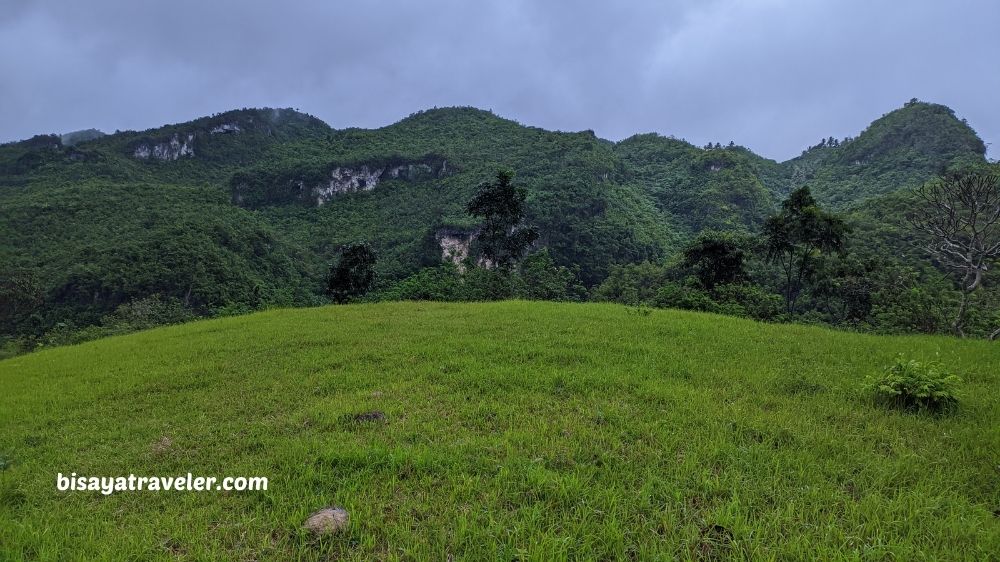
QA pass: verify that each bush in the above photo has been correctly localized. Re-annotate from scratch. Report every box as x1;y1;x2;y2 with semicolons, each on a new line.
714;284;784;321
590;262;671;305
103;295;195;331
377;265;463;301
518;250;586;301
864;356;961;414
652;280;718;312
461;267;523;301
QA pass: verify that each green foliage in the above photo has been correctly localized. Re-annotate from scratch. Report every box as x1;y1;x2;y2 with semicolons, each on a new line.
375;264;464;301
0;268;43;335
518;250;586;301
100;294;196;331
466;170;538;269
0;101;991;343
615;134;778;233
460;267;525;301
649;278;784;321
864;356;962;414
590;262;671;305
713;283;785;321
788;101;987;208
24;295;197;351
0;182;316;338
377;251;584;303
764;187;849;312
327;243;377;304
681;230;753;291
652;279;718;312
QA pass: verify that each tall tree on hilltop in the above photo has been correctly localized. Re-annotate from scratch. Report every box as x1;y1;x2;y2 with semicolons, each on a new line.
466;170;538;269
764;186;849;313
908;170;1000;338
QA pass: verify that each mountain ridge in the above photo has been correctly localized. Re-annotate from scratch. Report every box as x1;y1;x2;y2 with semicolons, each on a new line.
0;99;989;339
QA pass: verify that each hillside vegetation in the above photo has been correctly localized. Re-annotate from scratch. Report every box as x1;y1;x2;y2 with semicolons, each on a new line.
0;101;991;345
1;302;998;560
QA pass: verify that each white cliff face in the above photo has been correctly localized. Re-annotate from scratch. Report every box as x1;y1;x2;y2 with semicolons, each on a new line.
210;123;242;134
388;163;434;180
232;157;451;208
133;134;195;161
434;229;493;271
315;166;386;205
314;159;448;204
437;232;473;267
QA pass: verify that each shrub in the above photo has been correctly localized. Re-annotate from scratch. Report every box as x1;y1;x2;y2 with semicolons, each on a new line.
519;250;586;301
652;279;718;312
103;294;195;331
864;356;961;414
461;267;523;301
714;284;784;321
590;262;671;305
377;265;463;301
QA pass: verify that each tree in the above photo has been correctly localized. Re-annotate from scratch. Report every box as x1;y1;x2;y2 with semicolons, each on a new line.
326;243;377;304
0;268;43;335
908;170;1000;337
681;231;751;292
764;187;849;313
466;170;538;269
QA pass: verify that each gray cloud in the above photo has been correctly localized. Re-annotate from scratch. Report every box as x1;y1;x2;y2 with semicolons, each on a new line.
1;0;996;161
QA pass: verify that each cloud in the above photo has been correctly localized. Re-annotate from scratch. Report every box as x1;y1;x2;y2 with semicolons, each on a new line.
0;0;996;160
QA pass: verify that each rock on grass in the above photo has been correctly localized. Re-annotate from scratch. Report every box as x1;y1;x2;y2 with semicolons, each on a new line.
303;507;349;535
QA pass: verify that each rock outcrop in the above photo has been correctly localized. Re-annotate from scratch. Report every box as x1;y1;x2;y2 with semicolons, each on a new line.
315;165;386;204
436;229;475;267
231;156;452;208
313;159;449;205
133;134;195;161
209;123;242;134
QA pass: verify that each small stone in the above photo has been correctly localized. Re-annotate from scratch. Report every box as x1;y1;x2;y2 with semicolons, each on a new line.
303;506;349;535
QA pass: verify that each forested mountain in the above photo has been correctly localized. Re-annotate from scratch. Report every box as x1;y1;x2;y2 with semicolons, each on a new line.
786;100;987;207
0;100;990;343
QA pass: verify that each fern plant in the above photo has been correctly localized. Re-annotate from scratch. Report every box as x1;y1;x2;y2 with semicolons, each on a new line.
864;356;962;414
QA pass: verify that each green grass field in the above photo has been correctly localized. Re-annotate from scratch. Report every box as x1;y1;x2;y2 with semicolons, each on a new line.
1;301;998;560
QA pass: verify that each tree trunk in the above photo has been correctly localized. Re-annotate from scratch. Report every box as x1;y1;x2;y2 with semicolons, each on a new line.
989;326;1000;341
953;288;969;338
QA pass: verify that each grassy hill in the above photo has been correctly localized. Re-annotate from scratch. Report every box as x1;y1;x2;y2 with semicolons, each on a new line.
1;302;997;560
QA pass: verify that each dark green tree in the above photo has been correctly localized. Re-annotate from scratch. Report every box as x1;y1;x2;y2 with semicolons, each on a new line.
466;170;538;270
681;231;752;292
326;243;377;304
764;187;849;313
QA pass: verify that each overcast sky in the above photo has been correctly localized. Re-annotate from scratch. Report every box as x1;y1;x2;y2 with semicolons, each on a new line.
1;0;997;161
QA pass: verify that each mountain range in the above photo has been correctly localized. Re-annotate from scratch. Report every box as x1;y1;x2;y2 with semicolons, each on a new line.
0;100;988;336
